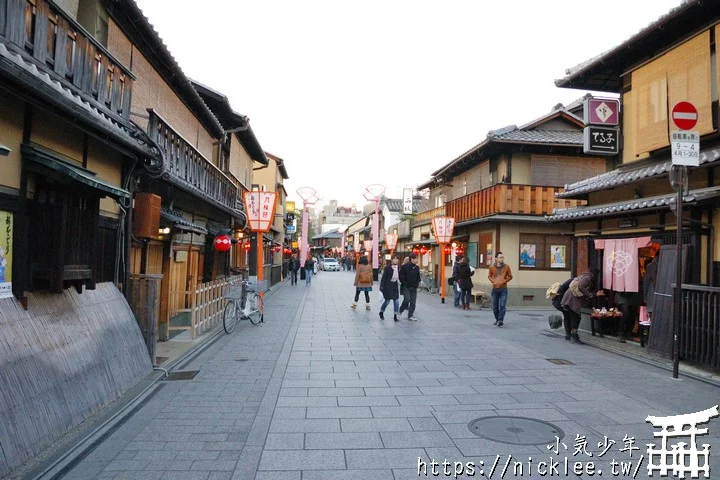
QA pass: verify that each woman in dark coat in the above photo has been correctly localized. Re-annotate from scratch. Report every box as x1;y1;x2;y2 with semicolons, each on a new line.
379;255;400;321
560;267;601;344
453;255;475;310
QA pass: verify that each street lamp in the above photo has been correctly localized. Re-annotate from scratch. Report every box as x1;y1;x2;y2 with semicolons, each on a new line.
296;187;318;269
385;232;398;257
363;184;386;279
432;216;456;304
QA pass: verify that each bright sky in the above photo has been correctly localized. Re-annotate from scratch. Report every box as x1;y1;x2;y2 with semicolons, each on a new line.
135;0;681;211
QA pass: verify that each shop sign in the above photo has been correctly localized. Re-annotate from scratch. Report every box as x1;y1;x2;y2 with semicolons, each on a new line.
403;188;414;214
584;97;620;126
287;225;296;233
583;126;619;155
0;211;12;298
286;200;295;213
243;192;278;232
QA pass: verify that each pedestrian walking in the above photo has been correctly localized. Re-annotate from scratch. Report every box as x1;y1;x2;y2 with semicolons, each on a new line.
453;255;475;310
398;253;421;320
379;255;400;321
488;252;513;326
560;267;601;344
352;256;374;310
340;257;346;271
288;254;300;286
551;276;574;340
304;255;315;285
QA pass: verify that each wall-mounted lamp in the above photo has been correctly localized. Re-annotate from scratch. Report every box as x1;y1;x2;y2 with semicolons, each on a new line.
158;227;171;235
0;145;11;156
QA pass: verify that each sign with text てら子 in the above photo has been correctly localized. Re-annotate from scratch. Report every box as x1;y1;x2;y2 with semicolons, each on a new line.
583;126;619;155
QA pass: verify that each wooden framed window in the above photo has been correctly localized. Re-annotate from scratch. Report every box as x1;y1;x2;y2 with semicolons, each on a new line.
518;233;571;271
24;0;37;52
65;30;76;80
46;11;58;66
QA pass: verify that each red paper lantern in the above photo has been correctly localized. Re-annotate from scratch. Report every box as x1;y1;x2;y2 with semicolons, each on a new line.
243;242;251;251
443;245;452;255
455;246;465;256
214;234;232;252
412;246;421;255
420;246;428;255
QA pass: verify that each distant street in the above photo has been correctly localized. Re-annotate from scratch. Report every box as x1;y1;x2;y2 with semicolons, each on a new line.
55;270;719;480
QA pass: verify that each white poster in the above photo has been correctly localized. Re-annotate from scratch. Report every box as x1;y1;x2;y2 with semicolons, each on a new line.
403;188;414;214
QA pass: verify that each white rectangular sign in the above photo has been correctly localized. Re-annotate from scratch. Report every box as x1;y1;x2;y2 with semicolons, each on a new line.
671;130;700;167
402;188;414;214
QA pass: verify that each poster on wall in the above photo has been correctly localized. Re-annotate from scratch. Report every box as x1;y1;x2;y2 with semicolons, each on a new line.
466;242;478;268
0;211;12;299
520;244;536;267
550;245;566;268
486;244;493;266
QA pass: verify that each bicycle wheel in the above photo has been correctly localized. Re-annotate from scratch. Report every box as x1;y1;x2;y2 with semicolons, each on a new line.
223;300;238;334
246;293;263;325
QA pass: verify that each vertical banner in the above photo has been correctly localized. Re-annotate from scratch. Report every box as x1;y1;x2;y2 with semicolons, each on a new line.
402;188;414;214
0;211;12;299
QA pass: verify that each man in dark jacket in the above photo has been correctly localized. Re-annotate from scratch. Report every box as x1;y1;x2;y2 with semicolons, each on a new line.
552;277;574;340
398;253;421;320
288;254;300;286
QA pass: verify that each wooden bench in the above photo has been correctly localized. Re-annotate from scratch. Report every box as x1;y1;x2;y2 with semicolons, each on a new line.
470;289;487;306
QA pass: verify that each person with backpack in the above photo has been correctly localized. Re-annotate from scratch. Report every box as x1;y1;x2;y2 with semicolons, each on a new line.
398;253;421;320
551;277;574;340
379;255;400;321
352;255;374;310
453;255;475;310
560;267;601;344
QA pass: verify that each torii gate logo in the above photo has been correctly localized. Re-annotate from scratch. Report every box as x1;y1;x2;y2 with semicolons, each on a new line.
646;405;719;478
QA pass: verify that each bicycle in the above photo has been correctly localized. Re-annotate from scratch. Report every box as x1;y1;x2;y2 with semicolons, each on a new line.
223;279;263;334
419;273;439;295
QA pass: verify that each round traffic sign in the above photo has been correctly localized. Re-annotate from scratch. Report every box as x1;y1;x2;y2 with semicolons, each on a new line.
671;102;698;130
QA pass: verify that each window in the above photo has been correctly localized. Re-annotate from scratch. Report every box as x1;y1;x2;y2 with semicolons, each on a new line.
518;233;571;271
77;0;108;47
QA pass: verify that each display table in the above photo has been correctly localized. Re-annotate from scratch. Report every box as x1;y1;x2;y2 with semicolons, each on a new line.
589;310;622;337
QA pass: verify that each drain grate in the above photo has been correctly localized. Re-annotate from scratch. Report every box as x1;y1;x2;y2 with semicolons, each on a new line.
546;358;574;365
468;416;564;445
163;370;199;381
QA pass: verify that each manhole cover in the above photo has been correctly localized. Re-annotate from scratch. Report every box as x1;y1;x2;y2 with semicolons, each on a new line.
546;358;574;365
163;370;199;381
468;416;564;445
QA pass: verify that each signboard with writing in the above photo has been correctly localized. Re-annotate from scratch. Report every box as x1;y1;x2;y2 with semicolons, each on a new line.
671;130;700;167
584;97;620;126
431;217;455;244
0;211;12;299
287;225;296;233
286;200;295;213
583;126;619;155
402;188;414;215
243;192;278;232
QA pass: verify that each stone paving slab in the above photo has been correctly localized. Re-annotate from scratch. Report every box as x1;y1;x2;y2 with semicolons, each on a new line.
55;271;720;479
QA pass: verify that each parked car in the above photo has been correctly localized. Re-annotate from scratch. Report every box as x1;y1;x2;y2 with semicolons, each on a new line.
323;258;340;271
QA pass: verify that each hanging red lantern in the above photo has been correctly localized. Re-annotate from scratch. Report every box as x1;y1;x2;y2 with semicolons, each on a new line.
420;246;428;255
443;245;452;255
214;234;232;252
455;245;465;256
243;242;251;252
412;246;421;255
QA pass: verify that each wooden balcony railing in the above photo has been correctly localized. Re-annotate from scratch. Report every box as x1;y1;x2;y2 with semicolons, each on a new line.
148;110;238;212
414;206;445;225
680;284;720;371
1;0;134;119
446;184;585;223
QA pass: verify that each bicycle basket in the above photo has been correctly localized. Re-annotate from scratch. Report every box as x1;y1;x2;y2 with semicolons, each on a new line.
224;284;243;300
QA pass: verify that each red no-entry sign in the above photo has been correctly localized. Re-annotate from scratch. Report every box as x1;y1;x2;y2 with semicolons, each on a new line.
671;102;698;130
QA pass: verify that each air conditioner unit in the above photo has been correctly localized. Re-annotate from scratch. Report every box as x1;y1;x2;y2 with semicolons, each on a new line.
133;193;161;238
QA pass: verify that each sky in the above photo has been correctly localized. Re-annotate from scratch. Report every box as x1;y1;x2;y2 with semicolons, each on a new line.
135;0;682;211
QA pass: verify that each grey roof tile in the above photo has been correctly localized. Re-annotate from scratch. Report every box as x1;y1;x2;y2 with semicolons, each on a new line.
549;186;720;221
490;129;582;145
558;146;720;198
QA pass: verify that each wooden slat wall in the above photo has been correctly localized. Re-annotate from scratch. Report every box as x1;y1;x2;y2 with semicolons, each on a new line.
0;284;152;478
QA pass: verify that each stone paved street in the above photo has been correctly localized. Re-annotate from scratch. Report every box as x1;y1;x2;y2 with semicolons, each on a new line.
59;270;719;480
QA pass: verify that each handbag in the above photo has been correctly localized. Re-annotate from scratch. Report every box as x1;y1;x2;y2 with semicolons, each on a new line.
448;276;455;286
569;278;585;297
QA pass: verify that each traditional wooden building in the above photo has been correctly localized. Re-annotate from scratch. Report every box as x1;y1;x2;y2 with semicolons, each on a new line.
416;103;607;306
550;0;720;368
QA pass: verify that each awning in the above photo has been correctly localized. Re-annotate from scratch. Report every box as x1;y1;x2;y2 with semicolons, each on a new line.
160;207;208;235
22;144;130;199
549;186;720;222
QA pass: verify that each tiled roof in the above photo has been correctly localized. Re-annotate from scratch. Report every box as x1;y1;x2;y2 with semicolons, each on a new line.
160;206;208;235
549;186;720;221
312;229;343;240
557;146;720;198
490;129;583;145
382;197;428;213
0;42;154;157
